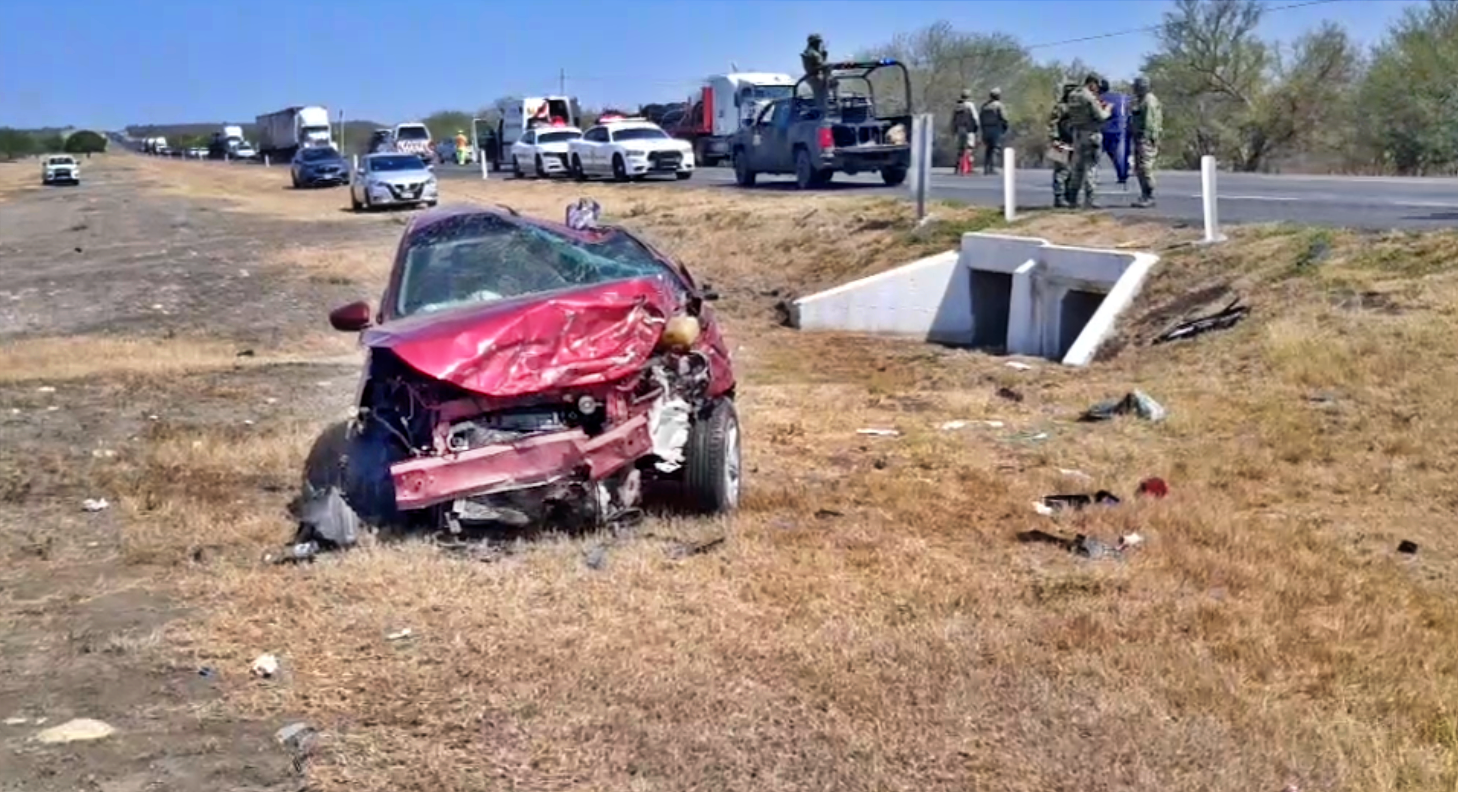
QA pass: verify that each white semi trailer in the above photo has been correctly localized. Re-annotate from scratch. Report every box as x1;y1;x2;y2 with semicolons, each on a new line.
255;106;333;160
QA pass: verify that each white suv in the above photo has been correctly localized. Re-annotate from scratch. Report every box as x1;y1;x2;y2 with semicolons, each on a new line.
41;155;80;186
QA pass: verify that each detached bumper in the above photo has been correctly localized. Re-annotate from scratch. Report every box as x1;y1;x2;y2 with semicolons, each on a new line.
390;414;652;510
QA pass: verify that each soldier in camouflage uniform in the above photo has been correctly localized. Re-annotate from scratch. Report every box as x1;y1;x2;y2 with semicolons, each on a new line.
1065;73;1112;209
951;89;979;175
801;34;830;109
1047;83;1076;208
1130;76;1163;208
978;88;1009;175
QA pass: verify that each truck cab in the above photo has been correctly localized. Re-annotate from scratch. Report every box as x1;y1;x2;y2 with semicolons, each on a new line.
731;59;912;190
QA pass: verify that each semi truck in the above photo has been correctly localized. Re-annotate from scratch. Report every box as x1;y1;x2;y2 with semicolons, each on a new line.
668;72;796;166
255;106;333;160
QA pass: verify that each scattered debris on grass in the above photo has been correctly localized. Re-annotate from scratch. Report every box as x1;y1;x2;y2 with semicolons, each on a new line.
81;497;109;512
584;544;608;570
857;427;900;437
1079;390;1167;422
995;387;1024;403
250;653;279;678
1152;297;1250;345
1016;528;1143;561
1398;540;1419;555
666;536;726;559
34;718;115;744
1005;361;1033;371
1136;476;1170;498
385;628;413;641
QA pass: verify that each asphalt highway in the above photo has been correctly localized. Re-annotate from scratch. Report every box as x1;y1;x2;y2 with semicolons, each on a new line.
434;160;1458;231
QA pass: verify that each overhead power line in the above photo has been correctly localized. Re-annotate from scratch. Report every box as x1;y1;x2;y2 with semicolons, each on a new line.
549;0;1351;92
1025;0;1348;50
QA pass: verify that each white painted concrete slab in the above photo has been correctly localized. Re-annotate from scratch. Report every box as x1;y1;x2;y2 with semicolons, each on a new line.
787;232;1160;366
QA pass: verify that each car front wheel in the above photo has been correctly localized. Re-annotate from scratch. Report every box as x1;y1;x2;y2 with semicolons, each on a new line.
682;398;741;514
512;156;523;178
612;155;629;182
676;171;692;181
571;155;586;181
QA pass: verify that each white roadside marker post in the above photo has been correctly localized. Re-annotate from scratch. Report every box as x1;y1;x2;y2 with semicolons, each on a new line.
1201;154;1226;244
1003;147;1017;222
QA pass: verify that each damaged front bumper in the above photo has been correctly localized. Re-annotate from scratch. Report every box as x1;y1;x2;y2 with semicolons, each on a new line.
389;412;653;511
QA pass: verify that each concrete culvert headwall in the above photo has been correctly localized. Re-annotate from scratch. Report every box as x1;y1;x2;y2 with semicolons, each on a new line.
786;232;1159;366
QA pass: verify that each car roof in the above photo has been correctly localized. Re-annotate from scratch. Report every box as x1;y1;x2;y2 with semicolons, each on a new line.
406;204;633;247
600;121;662;132
531;126;582;134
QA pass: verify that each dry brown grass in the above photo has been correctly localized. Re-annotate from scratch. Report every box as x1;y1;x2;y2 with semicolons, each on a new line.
87;155;1458;790
0;159;43;202
0;334;361;385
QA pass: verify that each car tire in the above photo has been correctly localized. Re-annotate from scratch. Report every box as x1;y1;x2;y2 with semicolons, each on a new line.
534;154;546;178
351;190;362;211
612;154;628;182
682;398;742;514
572;155;586;181
513;156;523;178
794;148;817;190
291;173;300;189
676;171;692;180
296;420;402;547
881;166;908;186
424;199;438;207
733;150;756;187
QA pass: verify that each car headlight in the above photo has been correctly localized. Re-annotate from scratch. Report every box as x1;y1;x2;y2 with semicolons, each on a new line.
626;149;646;158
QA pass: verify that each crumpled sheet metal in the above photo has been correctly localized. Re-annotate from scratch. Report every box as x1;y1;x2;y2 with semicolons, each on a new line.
362;276;676;399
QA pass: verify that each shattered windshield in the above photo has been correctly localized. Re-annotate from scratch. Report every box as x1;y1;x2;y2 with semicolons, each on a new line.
395;214;678;318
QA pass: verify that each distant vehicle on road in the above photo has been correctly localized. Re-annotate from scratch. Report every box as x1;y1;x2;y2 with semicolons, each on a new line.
257;105;334;161
509;125;582;178
350;152;438;211
670;72;796;167
234;142;257;159
291;146;349;188
367;128;393;154
497;96;580;156
41;154;80;186
392;122;436;164
731;59;913;190
188;147;208;159
567;119;695;182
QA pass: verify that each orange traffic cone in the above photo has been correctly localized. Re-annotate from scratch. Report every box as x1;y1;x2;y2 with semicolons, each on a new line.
957;150;972;175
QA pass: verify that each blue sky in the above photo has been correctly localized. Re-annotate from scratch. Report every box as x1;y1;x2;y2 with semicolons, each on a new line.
0;0;1420;129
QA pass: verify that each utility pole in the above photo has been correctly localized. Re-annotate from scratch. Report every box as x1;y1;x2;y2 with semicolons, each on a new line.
559;68;565;96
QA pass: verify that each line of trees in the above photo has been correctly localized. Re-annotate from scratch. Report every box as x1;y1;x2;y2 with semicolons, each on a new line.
857;0;1458;174
0;128;107;160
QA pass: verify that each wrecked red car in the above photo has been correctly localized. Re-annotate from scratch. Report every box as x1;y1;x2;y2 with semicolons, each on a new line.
294;203;739;548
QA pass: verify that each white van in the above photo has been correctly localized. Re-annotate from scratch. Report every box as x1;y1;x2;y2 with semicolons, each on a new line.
498;96;580;153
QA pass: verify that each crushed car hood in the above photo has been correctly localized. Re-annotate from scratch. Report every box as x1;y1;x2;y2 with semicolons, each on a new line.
363;275;678;398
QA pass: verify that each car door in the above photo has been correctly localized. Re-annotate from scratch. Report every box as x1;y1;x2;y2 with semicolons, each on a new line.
583;127;609;173
747;101;783;172
514;130;535;166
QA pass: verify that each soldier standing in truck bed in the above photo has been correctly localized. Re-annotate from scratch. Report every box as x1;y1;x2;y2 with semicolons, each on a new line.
801;34;830;108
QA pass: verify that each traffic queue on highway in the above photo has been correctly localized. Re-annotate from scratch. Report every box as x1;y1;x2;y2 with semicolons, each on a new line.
126;59;921;198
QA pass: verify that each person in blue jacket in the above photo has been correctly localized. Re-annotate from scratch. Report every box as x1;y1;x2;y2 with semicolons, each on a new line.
1098;78;1130;186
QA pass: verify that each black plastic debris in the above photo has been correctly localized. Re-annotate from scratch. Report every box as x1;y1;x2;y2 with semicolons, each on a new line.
667;536;726;560
1397;540;1419;555
814;509;844;519
1041;490;1122;512
1152;297;1250;345
1015;529;1134;561
995;386;1024;403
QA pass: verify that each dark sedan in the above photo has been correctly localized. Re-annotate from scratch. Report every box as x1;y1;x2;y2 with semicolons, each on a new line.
291;146;350;188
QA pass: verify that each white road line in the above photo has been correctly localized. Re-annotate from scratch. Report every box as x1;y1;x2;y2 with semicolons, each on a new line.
1189;193;1298;202
1194;193;1458;208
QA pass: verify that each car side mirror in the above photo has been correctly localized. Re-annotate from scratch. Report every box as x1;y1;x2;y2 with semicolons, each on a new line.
329;300;372;332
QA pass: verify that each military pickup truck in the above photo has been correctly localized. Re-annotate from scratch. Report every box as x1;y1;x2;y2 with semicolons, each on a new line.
730;59;912;190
